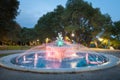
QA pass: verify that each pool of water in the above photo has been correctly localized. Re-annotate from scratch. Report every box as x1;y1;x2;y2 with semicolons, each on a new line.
11;52;108;69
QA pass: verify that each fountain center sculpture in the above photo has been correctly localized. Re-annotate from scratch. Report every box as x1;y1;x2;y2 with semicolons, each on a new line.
56;33;64;46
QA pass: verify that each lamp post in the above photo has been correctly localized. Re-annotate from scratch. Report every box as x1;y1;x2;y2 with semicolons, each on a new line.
71;33;75;37
71;33;75;43
37;39;39;45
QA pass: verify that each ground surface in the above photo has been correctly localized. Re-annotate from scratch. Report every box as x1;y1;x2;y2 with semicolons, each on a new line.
0;49;120;80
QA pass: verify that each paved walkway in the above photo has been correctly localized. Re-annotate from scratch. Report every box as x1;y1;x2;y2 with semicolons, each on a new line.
0;49;120;80
0;50;26;54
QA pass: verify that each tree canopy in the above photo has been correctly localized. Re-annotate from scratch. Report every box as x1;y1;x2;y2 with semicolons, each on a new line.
35;5;65;42
0;0;120;49
0;0;20;44
35;0;113;47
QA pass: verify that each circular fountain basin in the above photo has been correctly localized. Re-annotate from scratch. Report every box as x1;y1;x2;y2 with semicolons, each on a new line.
0;52;120;73
1;33;119;73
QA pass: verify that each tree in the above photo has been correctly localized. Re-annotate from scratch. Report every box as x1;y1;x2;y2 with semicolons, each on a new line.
109;21;120;49
7;21;21;45
34;0;113;47
19;27;37;45
112;21;120;40
63;0;112;46
35;5;65;42
0;0;19;44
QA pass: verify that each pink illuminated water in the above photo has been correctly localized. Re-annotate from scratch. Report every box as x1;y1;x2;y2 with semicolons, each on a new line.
0;33;117;73
15;31;108;69
45;44;76;61
14;41;108;69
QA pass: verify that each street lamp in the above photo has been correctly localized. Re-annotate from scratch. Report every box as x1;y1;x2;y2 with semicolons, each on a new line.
37;39;39;42
71;33;75;43
71;33;75;37
37;39;39;45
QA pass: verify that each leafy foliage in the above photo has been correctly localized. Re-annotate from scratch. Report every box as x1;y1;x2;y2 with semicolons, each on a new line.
19;27;37;45
34;0;115;47
35;5;65;42
0;0;120;49
0;0;20;44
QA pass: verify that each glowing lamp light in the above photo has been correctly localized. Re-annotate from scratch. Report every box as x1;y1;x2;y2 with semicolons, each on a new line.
37;39;39;42
45;38;49;43
98;38;103;42
65;36;70;41
110;46;114;50
71;33;75;37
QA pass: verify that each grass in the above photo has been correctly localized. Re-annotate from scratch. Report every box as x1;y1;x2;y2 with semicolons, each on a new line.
0;45;31;50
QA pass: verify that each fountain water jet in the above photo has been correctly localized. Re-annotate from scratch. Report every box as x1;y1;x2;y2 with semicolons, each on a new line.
0;33;120;73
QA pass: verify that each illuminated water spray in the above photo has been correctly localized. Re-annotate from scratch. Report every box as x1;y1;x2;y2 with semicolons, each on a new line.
0;32;119;73
12;32;108;69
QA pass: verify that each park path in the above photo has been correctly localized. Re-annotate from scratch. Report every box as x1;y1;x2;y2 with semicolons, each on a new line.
0;50;26;54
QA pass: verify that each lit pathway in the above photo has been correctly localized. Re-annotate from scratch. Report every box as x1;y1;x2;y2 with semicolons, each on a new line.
0;49;120;80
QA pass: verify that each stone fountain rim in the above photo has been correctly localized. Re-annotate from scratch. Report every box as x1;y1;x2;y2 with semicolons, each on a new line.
0;53;120;73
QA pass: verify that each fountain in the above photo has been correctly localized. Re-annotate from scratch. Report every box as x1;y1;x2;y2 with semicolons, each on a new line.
0;33;120;73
